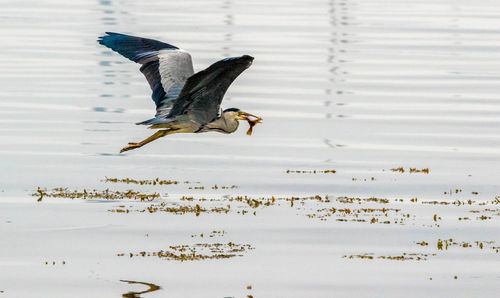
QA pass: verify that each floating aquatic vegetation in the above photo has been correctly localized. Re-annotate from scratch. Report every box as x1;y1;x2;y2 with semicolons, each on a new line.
343;253;434;261
44;260;66;265
109;195;335;218
390;167;405;173
421;199;475;206
228;194;329;206
170;194;416;224
179;196;205;201
286;169;336;174
436;238;498;252
103;177;197;185
121;280;161;298
308;206;405;224
337;197;389;204
33;187;160;202
109;202;230;216
351;177;376;181
191;230;226;238
409;168;429;174
188;186;205;190
443;189;462;195
117;242;253;261
390;167;429;174
211;184;238;190
188;185;239;190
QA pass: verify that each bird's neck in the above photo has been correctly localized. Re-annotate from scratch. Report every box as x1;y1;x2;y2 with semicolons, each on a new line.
200;115;239;134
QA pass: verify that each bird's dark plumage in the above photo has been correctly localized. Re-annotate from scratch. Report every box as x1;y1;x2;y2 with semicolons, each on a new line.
97;32;178;62
168;55;254;124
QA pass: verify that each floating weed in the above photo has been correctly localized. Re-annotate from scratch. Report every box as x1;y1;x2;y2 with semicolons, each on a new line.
337;197;389;204
390;167;429;174
343;253;374;260
44;260;66;266
166;194;414;224
103;177;193;185
33;187;160;201
117;242;253;261
378;253;434;261
351;177;376;182
343;253;434;261
109;202;230;216
444;189;463;195
410;168;429;174
435;238;497;252
211;184;238;190
391;167;405;173
191;230;226;238
421;199;475;206
188;186;205;190
286;169;336;174
308;207;403;224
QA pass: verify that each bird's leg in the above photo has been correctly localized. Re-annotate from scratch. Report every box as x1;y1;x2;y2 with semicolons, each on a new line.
120;129;173;153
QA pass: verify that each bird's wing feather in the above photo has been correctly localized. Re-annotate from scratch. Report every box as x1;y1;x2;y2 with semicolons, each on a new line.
98;32;194;117
167;56;252;124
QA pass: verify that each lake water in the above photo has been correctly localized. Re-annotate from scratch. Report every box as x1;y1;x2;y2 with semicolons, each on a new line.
1;0;499;297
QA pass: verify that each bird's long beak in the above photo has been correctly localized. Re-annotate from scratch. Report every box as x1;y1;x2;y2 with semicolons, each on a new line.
237;111;260;121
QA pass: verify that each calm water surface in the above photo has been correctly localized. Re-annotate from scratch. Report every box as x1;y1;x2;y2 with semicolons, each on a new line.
1;0;499;297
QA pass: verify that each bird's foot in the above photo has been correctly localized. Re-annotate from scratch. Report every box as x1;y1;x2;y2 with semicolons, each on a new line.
120;143;141;153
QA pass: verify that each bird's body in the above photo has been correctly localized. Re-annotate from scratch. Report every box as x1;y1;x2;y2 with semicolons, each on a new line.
97;32;261;153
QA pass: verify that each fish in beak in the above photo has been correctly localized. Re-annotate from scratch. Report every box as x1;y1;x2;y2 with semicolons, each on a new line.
237;111;262;135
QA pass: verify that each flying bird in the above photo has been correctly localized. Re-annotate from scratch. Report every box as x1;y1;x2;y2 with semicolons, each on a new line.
97;32;262;153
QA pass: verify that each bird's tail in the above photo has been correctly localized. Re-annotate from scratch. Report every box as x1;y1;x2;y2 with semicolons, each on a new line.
136;117;176;130
135;117;170;125
136;118;156;125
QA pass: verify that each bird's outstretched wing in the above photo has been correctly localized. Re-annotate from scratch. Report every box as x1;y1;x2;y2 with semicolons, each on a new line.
168;55;254;125
98;32;194;118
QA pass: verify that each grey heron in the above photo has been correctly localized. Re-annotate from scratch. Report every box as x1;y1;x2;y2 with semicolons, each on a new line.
97;32;262;153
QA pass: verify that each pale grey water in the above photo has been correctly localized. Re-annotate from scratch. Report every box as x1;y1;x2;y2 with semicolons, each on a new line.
1;0;499;297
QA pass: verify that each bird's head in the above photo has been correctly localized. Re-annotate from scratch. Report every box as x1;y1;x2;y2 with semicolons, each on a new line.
222;108;257;121
222;108;262;135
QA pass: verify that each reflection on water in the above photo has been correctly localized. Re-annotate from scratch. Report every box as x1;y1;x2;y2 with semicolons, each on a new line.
121;280;161;298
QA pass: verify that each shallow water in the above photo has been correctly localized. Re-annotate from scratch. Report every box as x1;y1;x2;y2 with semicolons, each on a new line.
1;0;499;297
